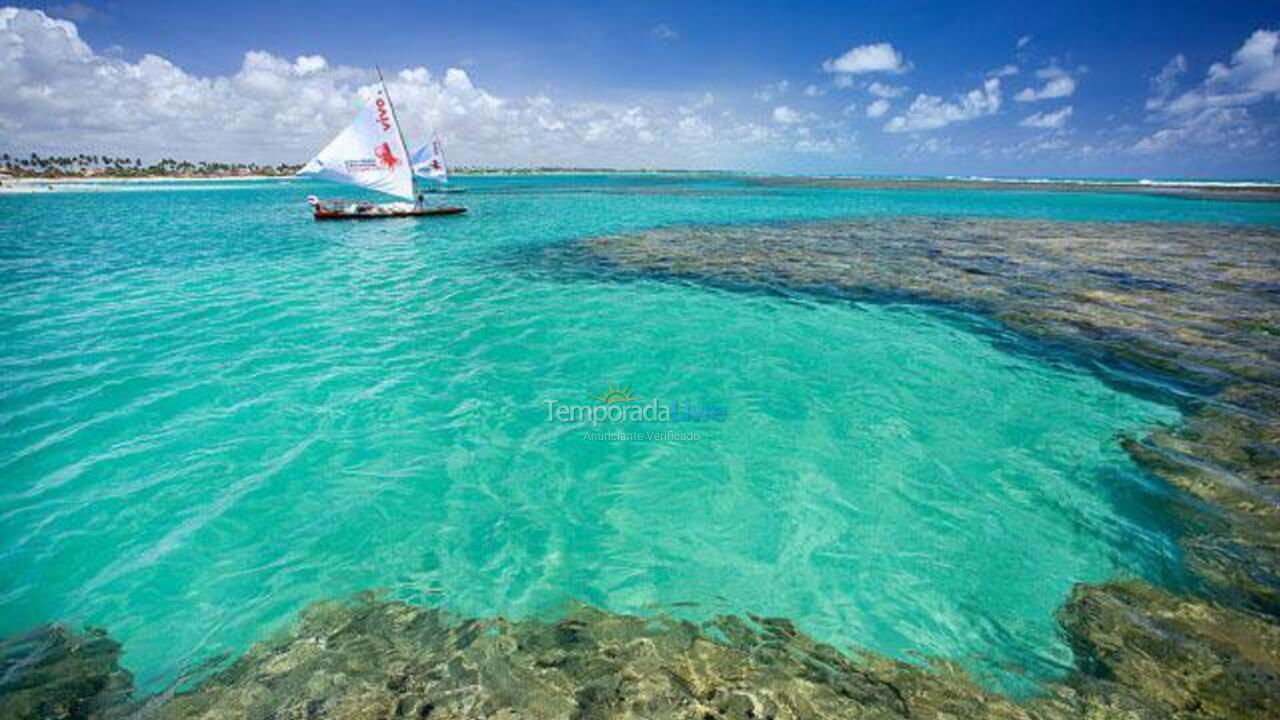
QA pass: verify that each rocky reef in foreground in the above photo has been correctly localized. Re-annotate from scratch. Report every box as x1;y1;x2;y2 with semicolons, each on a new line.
3;581;1278;719
5;214;1280;719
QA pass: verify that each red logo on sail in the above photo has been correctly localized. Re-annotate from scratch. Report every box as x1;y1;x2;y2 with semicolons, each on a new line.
375;97;392;132
374;142;399;169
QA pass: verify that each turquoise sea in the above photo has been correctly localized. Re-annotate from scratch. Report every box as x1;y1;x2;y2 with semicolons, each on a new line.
3;175;1278;694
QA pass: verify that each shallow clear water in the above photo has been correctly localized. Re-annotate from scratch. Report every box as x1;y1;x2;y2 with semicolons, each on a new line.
4;175;1267;693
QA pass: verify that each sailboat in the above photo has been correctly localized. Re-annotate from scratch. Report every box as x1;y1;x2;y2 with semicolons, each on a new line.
298;70;466;220
411;133;467;194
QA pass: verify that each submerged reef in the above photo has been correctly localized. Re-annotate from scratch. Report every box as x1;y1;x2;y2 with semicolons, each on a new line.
4;587;1278;719
0;624;132;719
5;214;1280;719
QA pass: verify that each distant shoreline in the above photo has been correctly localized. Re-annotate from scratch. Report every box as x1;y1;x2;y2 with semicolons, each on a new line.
2;175;285;184
0;175;291;194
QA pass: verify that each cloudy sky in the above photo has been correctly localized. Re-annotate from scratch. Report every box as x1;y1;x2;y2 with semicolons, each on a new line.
2;1;1278;177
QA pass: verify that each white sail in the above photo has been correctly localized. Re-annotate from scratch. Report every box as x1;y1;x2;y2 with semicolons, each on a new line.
411;133;449;183
298;82;414;200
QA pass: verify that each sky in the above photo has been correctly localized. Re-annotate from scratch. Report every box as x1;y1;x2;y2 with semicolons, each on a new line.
1;1;1278;178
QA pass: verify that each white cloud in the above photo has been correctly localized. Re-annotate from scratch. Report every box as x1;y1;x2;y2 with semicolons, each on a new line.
772;105;805;124
822;42;910;75
619;106;650;129
676;115;712;141
867;81;907;98
650;24;678;41
802;84;826;97
293;54;328;76
1019;105;1073;129
1206;29;1280;94
842;102;859;116
1132;107;1258;154
884;78;1001;132
1134;29;1280;154
0;7;843;168
866;99;891;118
730;121;777;145
905;136;958;155
1147;54;1187;109
793;138;836;153
1017;35;1033;49
996;132;1078;159
443;67;474;91
1015;66;1076;102
987;64;1019;78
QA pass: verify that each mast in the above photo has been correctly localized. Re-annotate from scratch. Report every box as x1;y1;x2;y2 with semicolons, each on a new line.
434;132;449;184
376;66;415;195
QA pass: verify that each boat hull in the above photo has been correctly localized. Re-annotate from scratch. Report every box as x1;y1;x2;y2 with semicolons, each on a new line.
313;206;467;220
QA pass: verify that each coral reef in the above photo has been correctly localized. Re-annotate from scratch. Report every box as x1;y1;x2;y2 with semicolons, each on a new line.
7;587;1278;719
0;624;132;720
1060;581;1280;719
